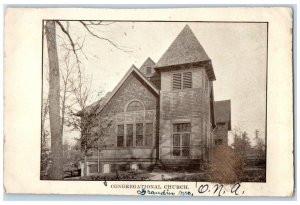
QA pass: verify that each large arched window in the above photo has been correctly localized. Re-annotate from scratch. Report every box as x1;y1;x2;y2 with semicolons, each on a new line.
126;100;144;112
117;100;153;148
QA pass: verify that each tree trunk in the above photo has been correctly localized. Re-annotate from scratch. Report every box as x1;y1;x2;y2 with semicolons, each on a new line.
45;20;63;180
84;146;87;177
41;95;49;145
97;138;100;173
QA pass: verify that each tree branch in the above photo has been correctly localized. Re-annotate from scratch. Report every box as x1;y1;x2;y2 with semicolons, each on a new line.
55;21;82;69
79;20;131;53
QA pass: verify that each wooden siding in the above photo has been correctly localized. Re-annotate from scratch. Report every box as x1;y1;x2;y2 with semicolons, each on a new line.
159;67;211;161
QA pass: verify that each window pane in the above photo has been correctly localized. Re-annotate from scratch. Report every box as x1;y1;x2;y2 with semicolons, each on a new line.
182;123;191;132
145;123;153;147
110;164;117;172
145;135;152;146
136;123;143;135
182;133;190;146
145;123;153;135
173;134;180;146
146;66;151;74
89;164;98;173
173;148;180;156
127;101;144;112
117;125;124;136
117;136;124;147
173;123;182;132
127;124;133;135
136;135;143;146
182;148;190;156
126;135;133;147
126;124;133;147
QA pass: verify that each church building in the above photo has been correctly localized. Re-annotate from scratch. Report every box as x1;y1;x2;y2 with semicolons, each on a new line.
77;25;231;175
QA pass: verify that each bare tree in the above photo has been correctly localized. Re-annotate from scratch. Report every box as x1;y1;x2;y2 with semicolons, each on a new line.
43;20;130;179
59;51;77;137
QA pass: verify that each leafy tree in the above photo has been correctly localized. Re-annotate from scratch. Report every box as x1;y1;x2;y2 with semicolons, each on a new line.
62;143;82;171
232;130;251;158
254;130;266;159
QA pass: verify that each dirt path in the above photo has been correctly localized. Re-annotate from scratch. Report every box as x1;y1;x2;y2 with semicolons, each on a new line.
148;172;180;180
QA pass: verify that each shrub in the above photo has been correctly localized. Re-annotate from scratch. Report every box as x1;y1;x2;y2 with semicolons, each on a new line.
208;145;245;184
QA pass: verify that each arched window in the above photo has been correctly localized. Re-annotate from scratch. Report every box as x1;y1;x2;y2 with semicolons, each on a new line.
116;100;153;148
126;100;144;112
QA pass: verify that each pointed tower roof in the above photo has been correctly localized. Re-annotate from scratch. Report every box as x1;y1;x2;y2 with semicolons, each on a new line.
155;25;215;80
155;25;210;68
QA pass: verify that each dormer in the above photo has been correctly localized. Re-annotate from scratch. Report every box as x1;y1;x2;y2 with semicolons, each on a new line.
139;57;161;90
139;57;156;78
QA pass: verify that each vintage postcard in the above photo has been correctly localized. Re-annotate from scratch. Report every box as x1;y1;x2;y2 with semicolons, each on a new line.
4;7;293;196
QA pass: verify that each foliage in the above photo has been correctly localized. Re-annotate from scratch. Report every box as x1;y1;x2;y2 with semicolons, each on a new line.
40;141;51;179
169;173;208;181
231;131;251;158
242;169;266;182
80;170;152;181
62;143;82;171
254;134;266;159
208;145;245;184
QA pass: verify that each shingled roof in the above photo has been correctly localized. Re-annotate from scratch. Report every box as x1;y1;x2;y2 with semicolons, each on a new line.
76;64;159;116
214;100;231;130
139;57;156;77
155;24;210;69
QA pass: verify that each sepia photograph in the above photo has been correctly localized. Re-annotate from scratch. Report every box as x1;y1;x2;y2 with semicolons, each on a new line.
41;20;267;183
3;6;294;196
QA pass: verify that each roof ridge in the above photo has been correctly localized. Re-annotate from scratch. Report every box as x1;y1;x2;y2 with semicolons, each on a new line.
155;24;210;69
94;65;159;115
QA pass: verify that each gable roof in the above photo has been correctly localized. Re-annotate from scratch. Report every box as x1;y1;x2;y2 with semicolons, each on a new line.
155;24;210;69
96;65;159;115
76;65;159;116
139;57;156;77
140;57;156;69
214;100;231;130
77;65;159;116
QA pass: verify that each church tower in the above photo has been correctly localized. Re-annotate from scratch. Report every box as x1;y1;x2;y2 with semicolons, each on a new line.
154;25;216;168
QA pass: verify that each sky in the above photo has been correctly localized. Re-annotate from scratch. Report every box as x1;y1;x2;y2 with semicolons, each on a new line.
44;21;267;146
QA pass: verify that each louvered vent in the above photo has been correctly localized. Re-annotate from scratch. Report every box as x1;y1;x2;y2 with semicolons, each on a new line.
173;73;182;89
183;72;192;89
